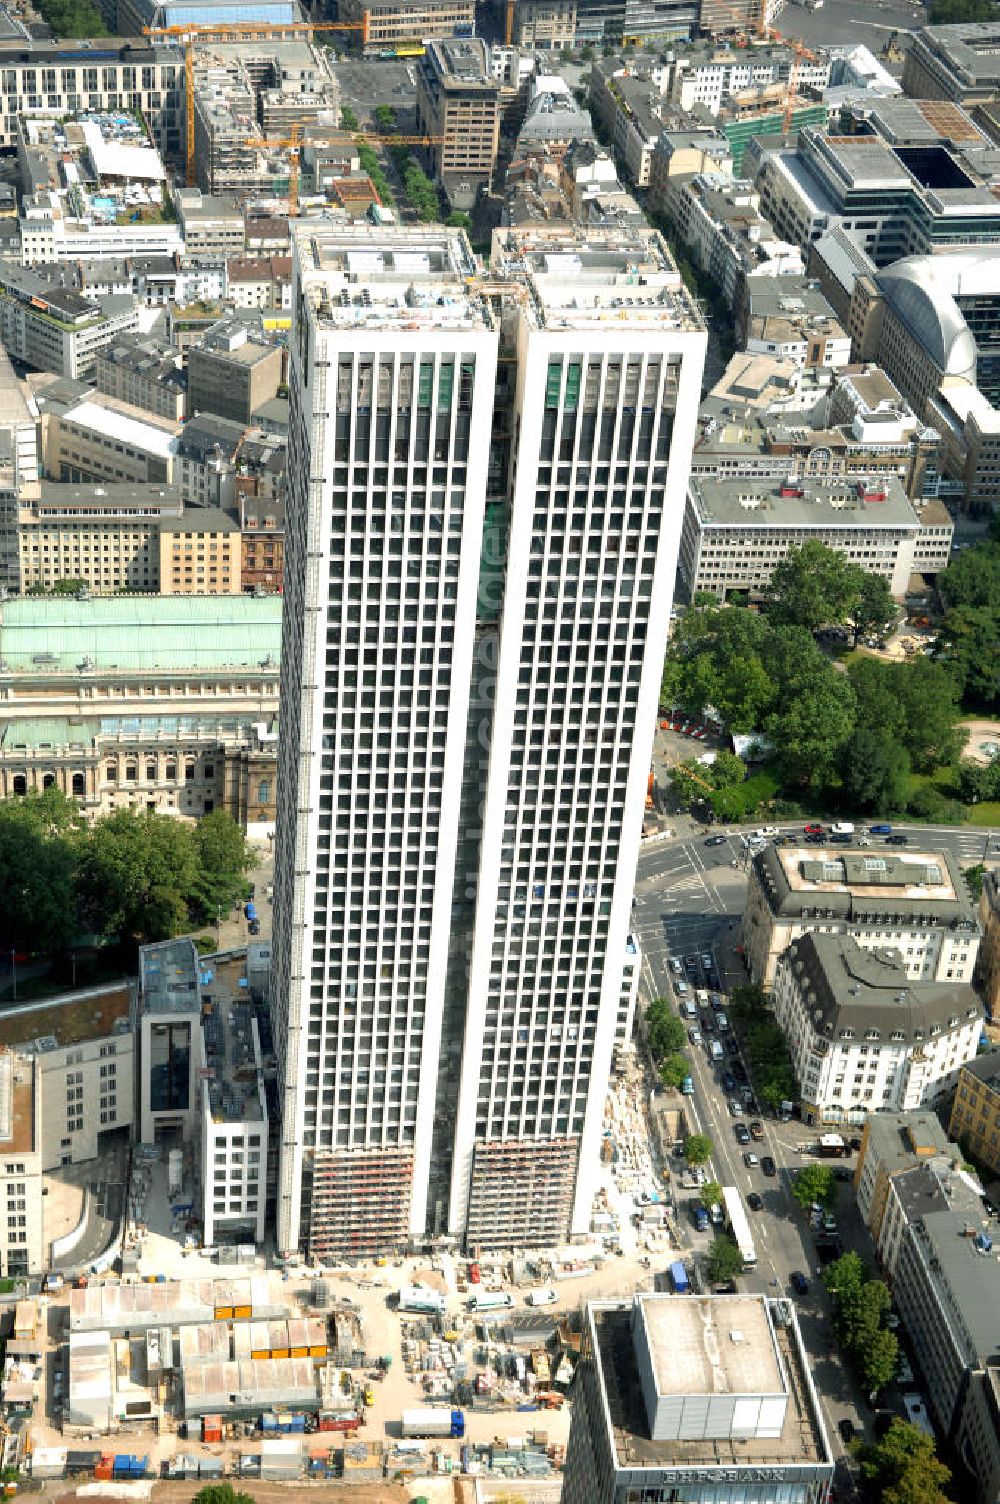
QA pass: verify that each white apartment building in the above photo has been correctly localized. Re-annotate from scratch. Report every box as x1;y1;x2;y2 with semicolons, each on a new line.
0;985;134;1170
744;843;980;991
773;932;982;1125
20;200;182;266
0;1052;43;1277
671;50;831;115
271;222;706;1258
678;472;921;603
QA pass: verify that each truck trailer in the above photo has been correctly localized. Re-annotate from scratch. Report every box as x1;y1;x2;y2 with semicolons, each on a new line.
400;1408;465;1439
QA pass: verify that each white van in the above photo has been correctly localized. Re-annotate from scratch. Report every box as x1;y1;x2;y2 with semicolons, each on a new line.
831;822;855;836
709;1040;724;1062
526;1288;558;1306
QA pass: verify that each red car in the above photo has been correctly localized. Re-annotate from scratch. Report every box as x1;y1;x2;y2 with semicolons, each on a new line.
803;823;824;835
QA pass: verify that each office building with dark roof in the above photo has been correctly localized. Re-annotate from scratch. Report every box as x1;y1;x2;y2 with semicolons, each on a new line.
773;931;981;1124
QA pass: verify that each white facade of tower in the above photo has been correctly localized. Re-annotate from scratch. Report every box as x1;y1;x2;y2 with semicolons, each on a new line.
272;224;498;1257
450;233;706;1245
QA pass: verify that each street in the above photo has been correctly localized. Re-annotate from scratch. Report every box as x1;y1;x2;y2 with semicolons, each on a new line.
628;818;982;1493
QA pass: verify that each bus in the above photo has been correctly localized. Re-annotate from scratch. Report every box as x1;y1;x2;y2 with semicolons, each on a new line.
722;1185;757;1269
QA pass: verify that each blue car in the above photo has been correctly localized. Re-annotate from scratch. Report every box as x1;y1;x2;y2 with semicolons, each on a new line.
869;823;892;835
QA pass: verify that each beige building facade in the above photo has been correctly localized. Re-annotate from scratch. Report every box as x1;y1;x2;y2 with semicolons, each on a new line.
17;484;182;595
158;509;242;595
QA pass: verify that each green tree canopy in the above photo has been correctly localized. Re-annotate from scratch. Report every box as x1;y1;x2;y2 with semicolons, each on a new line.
192;1486;258;1504
765;541;866;633
839;726;911;814
705;1235;743;1284
78;810;201;947
791;1163;836;1212
190;811;253;923
685;1133;714;1167
860;1420;952;1504
0;790;82;953
852;572;897;645
860;1326;900;1396
699;1180;723;1208
648;1010;687;1059
659;1053;690;1090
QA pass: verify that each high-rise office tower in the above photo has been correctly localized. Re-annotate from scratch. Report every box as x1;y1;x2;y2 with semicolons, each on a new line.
273;221;705;1258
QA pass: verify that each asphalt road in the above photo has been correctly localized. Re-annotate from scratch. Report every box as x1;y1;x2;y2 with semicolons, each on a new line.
629;820;982;1491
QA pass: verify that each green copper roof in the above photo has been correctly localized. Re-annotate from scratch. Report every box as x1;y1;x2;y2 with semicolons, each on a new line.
0;596;283;672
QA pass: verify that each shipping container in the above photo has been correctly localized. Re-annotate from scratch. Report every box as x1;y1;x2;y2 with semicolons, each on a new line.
669;1261;690;1294
401;1407;465;1439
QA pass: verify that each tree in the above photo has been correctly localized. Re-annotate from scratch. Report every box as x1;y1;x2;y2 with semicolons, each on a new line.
822;1250;867;1306
860;1326;899;1396
839;727;911;814
192;1486;258;1504
659;1054;689;1091
938;603;1000;706
699;1181;723;1208
705;1235;744;1284
852;572;897;645
190;811;252;923
373;104;397;131
765;541;864;633
78;810;200;948
684;1133;714;1167
860;1420;951;1504
339;106;359;130
766;659;857;785
0;794;80;954
446;210;472;229
791;1163;836;1212
647;1011;687;1059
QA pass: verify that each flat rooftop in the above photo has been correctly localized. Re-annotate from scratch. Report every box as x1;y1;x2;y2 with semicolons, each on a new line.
689;474;918;529
591;1297;831;1472
639;1294;781;1398
0;985;132;1052
755;844;979;928
293;222;489;332
140;938;200;1017
0;595;282;673
494;227;704;334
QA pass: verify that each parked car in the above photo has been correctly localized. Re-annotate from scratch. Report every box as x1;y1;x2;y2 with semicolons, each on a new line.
750;1121;764;1140
727;1037;740;1056
722;1071;736;1093
746;1192;764;1211
886;833;909;845
761;1156;776;1176
804;833;824;844
705;834;727;847
248;919;261;935
838;1417;855;1445
868;823;892;836
689;1027;702;1045
734;1123;751;1145
753;826;779;839
729;1098;744;1116
803;823;824;835
743;1151;759;1168
669;956;682;975
790;1271;809;1296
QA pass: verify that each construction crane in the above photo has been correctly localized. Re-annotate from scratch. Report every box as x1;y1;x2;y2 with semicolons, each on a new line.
767;27;820;133
239;128;445;217
144;18;368;186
